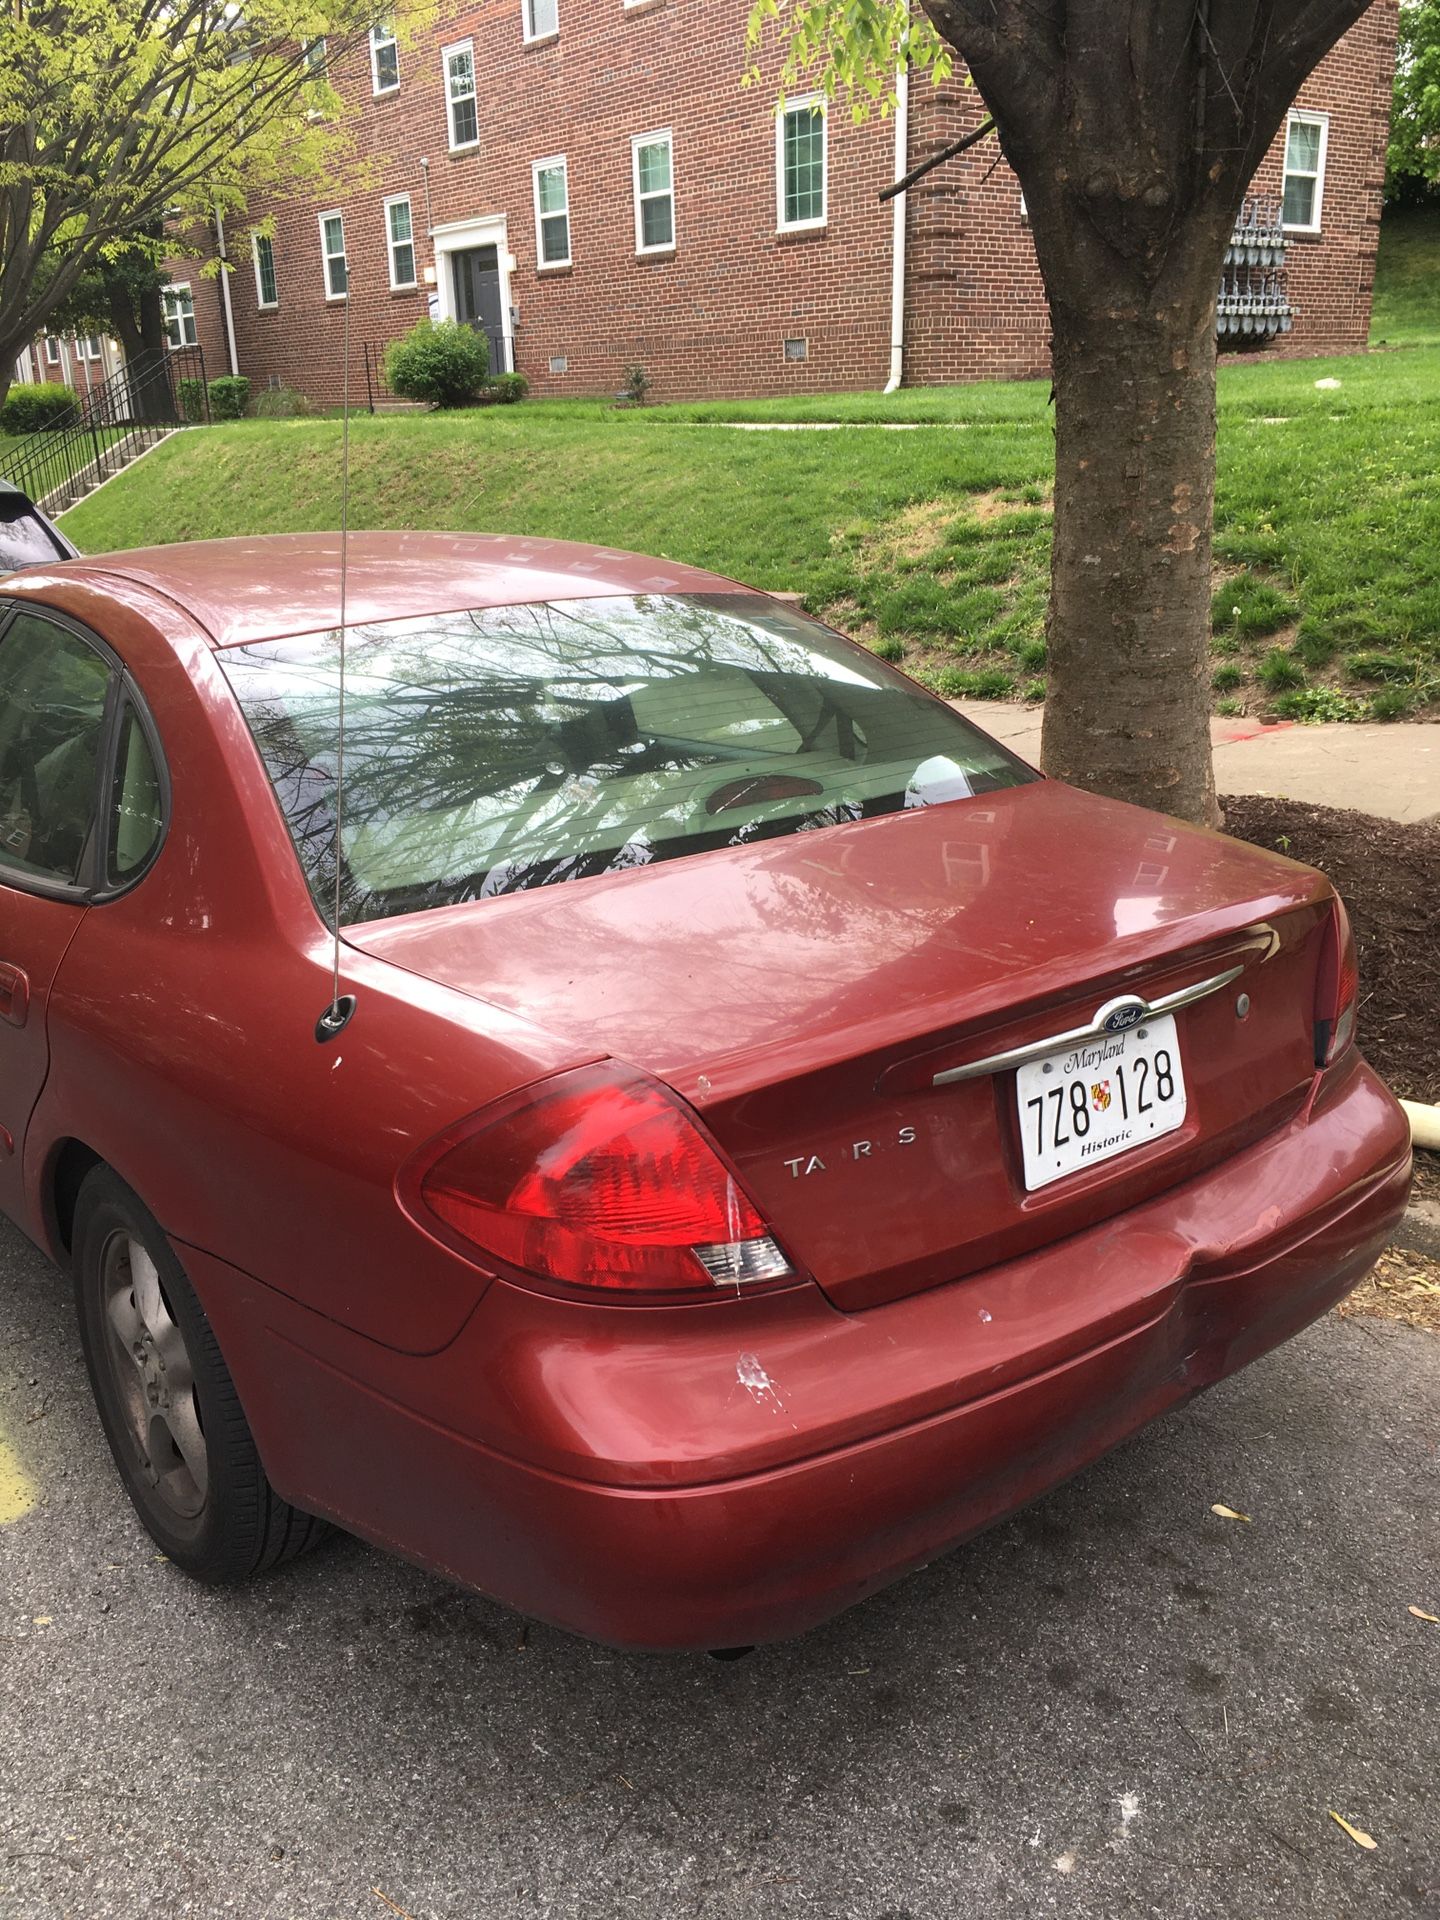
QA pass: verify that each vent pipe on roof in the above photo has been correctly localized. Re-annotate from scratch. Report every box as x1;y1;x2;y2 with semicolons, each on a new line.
884;60;910;395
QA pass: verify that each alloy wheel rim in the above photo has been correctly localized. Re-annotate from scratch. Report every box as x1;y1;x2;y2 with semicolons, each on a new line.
98;1230;208;1520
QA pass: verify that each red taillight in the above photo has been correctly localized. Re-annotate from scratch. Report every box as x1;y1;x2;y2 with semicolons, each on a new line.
1314;896;1359;1068
402;1064;795;1298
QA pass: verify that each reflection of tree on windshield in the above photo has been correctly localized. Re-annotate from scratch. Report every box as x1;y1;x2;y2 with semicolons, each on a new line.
220;594;1029;926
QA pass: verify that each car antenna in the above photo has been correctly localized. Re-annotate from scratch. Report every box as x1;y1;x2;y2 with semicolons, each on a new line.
316;266;357;1044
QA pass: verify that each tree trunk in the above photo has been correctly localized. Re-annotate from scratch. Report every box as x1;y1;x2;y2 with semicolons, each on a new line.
107;275;177;424
1040;303;1220;829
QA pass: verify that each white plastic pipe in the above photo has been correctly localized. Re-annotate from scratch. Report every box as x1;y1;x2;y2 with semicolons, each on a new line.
213;208;240;378
1400;1100;1440;1153
883;62;910;395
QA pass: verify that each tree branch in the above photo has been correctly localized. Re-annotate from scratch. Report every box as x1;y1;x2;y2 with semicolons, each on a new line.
880;115;995;201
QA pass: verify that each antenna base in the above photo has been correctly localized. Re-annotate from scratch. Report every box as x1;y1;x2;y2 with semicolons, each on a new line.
315;995;357;1043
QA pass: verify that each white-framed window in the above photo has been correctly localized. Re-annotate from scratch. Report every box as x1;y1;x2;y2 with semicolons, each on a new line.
318;210;348;299
532;156;571;267
444;40;478;149
252;233;278;308
632;129;674;254
44;337;62;366
523;0;558;41
370;22;399;94
1282;111;1329;233
777;93;827;232
385;195;417;288
302;35;326;73
82;335;102;360
161;284;198;349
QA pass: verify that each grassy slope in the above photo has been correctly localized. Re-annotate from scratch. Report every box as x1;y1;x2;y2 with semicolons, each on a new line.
1370;204;1440;346
62;220;1440;718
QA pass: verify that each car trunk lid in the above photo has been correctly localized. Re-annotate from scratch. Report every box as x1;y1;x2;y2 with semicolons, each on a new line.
348;780;1334;1310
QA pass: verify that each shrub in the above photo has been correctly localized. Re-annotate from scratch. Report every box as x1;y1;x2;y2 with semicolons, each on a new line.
932;666;1015;700
487;372;528;404
1346;650;1414;684
252;385;314;419
1257;647;1306;692
177;378;207;423
1270;687;1368;721
1370;686;1416;720
1212;662;1243;691
208;374;251;421
1014;636;1047;671
0;382;76;434
384;320;489;409
1211;570;1295;640
620;363;652;405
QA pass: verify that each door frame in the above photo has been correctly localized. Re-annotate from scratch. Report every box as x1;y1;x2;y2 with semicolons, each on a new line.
431;213;514;374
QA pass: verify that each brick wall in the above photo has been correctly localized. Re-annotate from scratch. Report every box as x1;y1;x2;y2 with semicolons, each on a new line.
168;0;1397;404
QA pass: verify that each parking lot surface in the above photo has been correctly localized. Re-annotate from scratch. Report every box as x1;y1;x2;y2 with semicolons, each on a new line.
2;1215;1437;1920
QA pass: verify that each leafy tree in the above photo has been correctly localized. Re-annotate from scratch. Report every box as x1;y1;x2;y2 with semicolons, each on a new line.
0;0;398;405
748;1;1376;825
1388;1;1440;196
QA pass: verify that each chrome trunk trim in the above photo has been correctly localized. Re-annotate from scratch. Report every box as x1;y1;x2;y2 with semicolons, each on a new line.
931;964;1247;1087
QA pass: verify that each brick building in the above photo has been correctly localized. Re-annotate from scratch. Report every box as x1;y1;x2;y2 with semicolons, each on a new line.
170;0;1398;404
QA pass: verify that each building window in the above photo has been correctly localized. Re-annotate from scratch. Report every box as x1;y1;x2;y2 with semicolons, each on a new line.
82;336;102;361
44;337;62;365
252;233;278;308
549;354;568;373
1282;111;1328;233
523;0;557;41
777;95;827;232
783;336;809;362
162;285;198;349
632;130;674;254
532;156;571;268
370;23;399;94
302;35;326;74
444;41;478;149
318;211;348;299
385;195;417;289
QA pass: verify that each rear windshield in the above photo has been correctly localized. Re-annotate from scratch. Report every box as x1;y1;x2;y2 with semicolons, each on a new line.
219;593;1033;926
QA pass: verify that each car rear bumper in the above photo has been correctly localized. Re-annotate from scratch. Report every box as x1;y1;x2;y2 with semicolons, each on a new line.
189;1054;1412;1650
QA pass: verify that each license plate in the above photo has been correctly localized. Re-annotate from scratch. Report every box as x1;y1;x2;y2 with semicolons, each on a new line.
1015;1013;1187;1191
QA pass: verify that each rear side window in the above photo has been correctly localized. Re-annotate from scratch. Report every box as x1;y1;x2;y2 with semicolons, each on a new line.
108;705;164;883
220;593;1032;926
0;611;112;884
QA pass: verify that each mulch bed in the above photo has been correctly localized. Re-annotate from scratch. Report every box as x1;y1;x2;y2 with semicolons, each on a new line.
1221;796;1440;1108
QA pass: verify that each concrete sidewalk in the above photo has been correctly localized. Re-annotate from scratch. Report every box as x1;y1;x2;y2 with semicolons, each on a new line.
956;704;1440;825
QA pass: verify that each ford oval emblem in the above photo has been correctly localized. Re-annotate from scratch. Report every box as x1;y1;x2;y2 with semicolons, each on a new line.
1099;997;1147;1034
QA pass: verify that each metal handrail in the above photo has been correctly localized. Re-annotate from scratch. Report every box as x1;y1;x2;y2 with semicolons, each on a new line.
0;346;209;513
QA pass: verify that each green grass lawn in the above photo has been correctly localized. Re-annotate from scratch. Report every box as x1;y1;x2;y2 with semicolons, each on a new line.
60;226;1440;721
1370;204;1440;347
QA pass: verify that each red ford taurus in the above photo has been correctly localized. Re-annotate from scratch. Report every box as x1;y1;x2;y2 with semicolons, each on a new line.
0;532;1412;1649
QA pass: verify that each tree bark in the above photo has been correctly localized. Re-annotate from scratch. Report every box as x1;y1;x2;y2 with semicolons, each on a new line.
1041;303;1221;829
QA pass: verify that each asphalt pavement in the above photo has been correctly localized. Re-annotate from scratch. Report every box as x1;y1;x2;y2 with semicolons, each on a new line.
2;1215;1438;1920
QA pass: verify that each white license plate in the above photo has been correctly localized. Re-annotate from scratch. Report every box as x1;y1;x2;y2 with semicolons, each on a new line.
1015;1013;1187;1191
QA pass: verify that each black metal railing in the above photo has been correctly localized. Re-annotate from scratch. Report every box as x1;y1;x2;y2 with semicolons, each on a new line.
0;346;208;512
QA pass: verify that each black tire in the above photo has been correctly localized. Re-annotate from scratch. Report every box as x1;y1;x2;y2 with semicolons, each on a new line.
73;1165;327;1581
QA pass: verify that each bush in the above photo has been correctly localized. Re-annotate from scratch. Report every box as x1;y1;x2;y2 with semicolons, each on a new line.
1257;646;1306;692
177;378;207;423
384;320;488;409
620;363;652;405
0;382;76;434
1212;662;1243;691
208;375;250;421
487;372;528;404
252;385;314;419
1270;687;1368;722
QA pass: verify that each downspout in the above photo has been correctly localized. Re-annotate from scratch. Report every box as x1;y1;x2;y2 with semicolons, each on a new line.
883;59;910;394
213;209;240;377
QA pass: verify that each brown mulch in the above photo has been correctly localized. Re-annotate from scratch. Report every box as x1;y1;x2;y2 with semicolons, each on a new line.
1222;796;1439;1330
1337;1246;1440;1333
1221;797;1440;1106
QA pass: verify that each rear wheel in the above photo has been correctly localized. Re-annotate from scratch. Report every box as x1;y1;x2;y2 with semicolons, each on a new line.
73;1166;326;1580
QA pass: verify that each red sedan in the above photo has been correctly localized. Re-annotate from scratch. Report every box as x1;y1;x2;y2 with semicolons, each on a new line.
0;532;1411;1650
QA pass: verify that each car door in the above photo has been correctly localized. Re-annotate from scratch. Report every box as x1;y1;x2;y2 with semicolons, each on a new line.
0;604;117;1227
